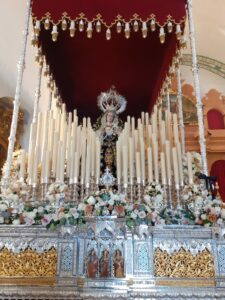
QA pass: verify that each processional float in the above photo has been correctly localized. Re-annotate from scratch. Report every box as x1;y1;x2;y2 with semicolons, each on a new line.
0;1;225;299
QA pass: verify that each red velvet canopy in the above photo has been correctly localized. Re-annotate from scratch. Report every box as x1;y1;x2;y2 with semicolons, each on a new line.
32;0;186;120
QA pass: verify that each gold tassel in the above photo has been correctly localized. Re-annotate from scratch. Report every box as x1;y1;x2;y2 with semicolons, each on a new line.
106;28;111;40
116;22;122;33
142;22;148;38
44;65;50;77
79;20;84;32
87;22;93;38
125;23;130;39
133;20;139;32
176;24;181;40
69;21;76;37
44;18;50;30
96;20;101;32
51;25;58;42
54;87;59;98
167;21;173;33
31;33;38;46
61;19;67;31
179;36;187;49
159;27;165;44
150;19;156;31
34;20;41;36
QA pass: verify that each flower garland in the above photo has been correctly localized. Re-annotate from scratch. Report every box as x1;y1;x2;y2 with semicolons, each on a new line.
143;182;164;212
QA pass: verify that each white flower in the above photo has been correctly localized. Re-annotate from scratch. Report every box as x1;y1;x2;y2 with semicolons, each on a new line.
138;211;146;219
156;194;163;202
217;218;224;225
87;196;96;205
12;219;20;225
25;211;36;219
144;195;151;203
37;206;44;214
214;206;221;215
131;212;137;219
210;208;216;215
182;194;189;201
0;216;4;224
0;204;8;211
52;214;58;221
78;203;86;211
201;214;207;220
221;209;225;219
72;212;79;219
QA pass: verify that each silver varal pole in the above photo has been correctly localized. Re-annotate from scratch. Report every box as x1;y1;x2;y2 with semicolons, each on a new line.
32;61;43;123
176;66;185;156
187;0;208;175
3;0;31;183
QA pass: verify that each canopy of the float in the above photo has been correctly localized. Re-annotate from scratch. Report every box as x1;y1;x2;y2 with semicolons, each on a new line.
31;0;186;120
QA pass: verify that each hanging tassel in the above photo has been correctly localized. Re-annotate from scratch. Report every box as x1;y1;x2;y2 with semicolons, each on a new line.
61;19;67;31
133;20;139;32
44;18;50;30
179;36;187;49
142;22;148;38
79;20;84;32
54;87;59;98
44;65;50;77
150;19;156;31
47;75;53;88
159;27;165;44
35;48;42;62
125;22;130;39
87;22;93;38
96;20;101;33
51;25;58;42
176;24;182;40
167;21;173;33
39;56;44;67
34;20;41;36
31;33;38;46
69;21;76;37
106;28;111;40
116;22;122;33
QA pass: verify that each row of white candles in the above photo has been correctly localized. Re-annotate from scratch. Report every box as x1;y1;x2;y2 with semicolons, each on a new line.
116;105;194;187
19;104;101;186
17;104;194;188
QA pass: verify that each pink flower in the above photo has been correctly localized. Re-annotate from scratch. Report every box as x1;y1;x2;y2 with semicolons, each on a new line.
85;204;93;216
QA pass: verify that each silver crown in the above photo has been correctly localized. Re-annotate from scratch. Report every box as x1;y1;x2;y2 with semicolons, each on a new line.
97;86;127;114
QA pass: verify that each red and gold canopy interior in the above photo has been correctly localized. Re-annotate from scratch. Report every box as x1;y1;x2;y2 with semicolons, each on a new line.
32;0;186;120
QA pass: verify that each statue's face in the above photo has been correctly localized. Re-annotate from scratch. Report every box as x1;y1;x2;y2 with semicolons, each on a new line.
106;111;114;123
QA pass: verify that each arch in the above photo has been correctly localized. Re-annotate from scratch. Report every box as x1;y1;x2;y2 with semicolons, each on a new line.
207;109;225;129
210;160;225;201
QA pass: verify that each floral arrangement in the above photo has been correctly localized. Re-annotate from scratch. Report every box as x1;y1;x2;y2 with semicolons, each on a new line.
46;182;70;203
144;182;164;212
159;207;196;225
80;190;128;217
1;150;25;181
196;197;225;227
0;180;30;204
181;182;209;208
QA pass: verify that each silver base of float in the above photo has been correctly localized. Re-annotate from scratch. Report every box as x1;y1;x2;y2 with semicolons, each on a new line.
0;220;225;299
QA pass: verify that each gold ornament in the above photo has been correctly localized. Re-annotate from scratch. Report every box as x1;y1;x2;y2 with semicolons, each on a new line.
61;19;67;31
34;20;41;36
69;21;76;37
133;20;139;32
0;248;57;277
159;27;165;44
87;22;93;39
79;20;84;32
96;20;101;32
176;24;182;40
116;22;122;33
106;28;111;40
154;248;215;278
51;25;58;42
167;21;173;33
150;19;156;31
142;22;148;38
124;23;130;39
44;18;50;30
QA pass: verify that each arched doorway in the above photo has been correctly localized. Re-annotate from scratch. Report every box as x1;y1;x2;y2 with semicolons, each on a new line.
210;160;225;201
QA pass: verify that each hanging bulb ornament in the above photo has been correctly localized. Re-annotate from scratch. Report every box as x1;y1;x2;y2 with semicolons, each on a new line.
142;22;148;38
106;28;111;40
87;22;93;38
79;20;84;32
44;18;50;30
133;20;139;32
150;19;156;31
167;21;173;33
61;19;67;31
34;20;41;36
124;23;130;39
176;24;182;40
96;20;101;32
159;27;165;44
69;21;76;37
116;21;122;33
51;25;58;42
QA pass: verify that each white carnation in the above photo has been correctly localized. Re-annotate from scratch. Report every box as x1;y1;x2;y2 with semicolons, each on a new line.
12;219;20;225
138;211;146;219
201;214;207;220
87;196;96;205
0;216;4;224
131;212;137;219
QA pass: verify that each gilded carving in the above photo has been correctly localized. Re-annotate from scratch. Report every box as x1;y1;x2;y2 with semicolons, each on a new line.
154;248;215;278
0;247;57;277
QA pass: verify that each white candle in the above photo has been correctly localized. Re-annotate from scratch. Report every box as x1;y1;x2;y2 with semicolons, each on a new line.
32;146;39;186
116;141;121;182
19;150;26;180
187;152;193;184
73;151;79;183
43;150;50;183
140;138;145;185
160;152;167;185
80;139;86;184
165;140;171;184
60;142;65;182
172;147;179;186
135;152;141;184
129;137;134;184
173;113;179;145
153;138;159;182
123;145;128;186
147;147;153;183
96;138;101;183
52;132;59;178
176;142;184;186
85;144;91;186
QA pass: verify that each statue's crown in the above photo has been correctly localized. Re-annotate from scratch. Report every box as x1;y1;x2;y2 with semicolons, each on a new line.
97;86;127;114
